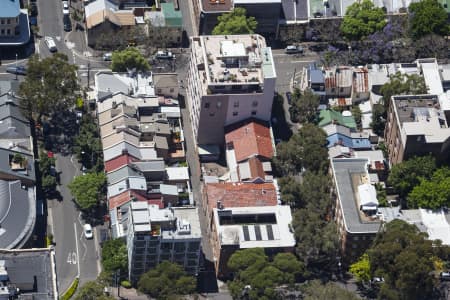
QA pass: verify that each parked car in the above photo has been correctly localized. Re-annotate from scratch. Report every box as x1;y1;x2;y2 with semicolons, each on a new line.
155;50;174;59
30;3;38;16
44;36;57;52
285;45;303;54
6;66;27;75
103;52;112;61
440;272;450;281
83;224;93;239
62;1;69;14
63;14;71;31
29;16;38;26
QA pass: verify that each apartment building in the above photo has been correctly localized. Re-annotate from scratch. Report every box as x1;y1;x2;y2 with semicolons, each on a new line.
331;158;381;264
203;182;295;278
126;202;201;283
384;94;450;165
187;34;276;146
0;0;30;45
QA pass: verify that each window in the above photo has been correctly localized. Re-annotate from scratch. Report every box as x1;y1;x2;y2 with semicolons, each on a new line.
6;29;10;35
209;112;215;117
339;87;344;93
216;101;222;108
170;88;174;93
204;102;210;109
7;19;10;24
251;110;257;116
0;19;4;25
0;29;4;35
233;111;238;116
252;101;258;107
157;88;162;94
234;101;239;108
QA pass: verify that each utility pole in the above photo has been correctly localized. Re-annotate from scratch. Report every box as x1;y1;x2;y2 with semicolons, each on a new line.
15;53;18;80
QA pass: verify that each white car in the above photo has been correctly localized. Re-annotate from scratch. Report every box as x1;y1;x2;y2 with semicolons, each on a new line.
155;50;174;59
83;224;93;239
44;36;57;52
62;1;69;14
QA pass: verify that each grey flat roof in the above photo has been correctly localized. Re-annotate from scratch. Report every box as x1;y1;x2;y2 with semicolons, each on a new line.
107;165;143;185
0;180;36;249
0;103;28;123
281;0;309;20
132;159;165;172
0;248;57;299
331;158;381;234
0;117;31;138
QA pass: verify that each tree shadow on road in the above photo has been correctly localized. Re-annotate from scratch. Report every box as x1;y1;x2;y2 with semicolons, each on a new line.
271;93;293;142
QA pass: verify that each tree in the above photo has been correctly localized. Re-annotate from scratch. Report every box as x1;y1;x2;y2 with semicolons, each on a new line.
387;155;436;198
370;104;386;136
18;54;79;123
138;261;196;300
407;167;450;209
349;253;371;283
289;89;320;124
212;8;257;35
409;0;449;40
351;106;362;130
42;174;57;192
340;0;387;40
111;47;150;73
380;72;427;108
274;124;328;175
227;249;305;300
68;172;106;210
301;280;360;300
367;219;447;300
278;177;303;208
101;239;128;273
75;280;114;300
74;115;103;172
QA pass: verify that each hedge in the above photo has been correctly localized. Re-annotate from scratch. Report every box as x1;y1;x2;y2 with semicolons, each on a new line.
61;277;79;300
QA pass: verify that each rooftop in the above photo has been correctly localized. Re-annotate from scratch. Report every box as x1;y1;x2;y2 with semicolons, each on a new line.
103;141;158;162
319;109;357;129
324;66;353;88
392;95;450;144
104;153;138;173
212;205;295;248
95;72;155;99
200;0;233;12
0;180;36;249
225;119;274;162
281;0;309;21
191;34;275;95
0;0;20;18
0;248;57;299
161;2;182;27
331;158;381;234
205;182;277;212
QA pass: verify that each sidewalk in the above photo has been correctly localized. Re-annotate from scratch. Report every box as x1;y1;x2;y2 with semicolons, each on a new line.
108;287;148;300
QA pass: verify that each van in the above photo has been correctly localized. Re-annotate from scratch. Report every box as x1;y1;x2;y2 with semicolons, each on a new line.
285;45;303;54
44;36;57;52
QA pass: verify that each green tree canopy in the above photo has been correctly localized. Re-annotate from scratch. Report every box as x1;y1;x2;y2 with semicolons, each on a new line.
18;54;79;123
227;249;305;300
111;47;150;73
289;89;320;124
387;155;436;198
349;253;371;283
301;280;360;300
408;167;450;209
370;103;386;136
367;219;448;300
409;0;449;39
274;124;328;175
74;115;103;172
340;0;387;40
212;8;257;35
380;72;427;108
68;172;106;210
74;280;114;300
137;261;196;300
101;238;128;273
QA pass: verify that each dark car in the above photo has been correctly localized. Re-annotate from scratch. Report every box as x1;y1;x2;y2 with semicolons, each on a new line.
30;3;38;16
63;15;72;31
29;16;37;26
285;92;292;104
6;66;27;75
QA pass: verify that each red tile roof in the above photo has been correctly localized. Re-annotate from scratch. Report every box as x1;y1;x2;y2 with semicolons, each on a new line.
108;190;164;210
225;120;274;162
104;154;138;173
247;156;266;180
205;182;277;212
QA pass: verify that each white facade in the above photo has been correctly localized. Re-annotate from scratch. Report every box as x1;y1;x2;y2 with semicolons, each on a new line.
187;34;277;145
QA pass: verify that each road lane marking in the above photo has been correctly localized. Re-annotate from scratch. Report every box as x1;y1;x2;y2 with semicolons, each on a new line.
67;252;77;264
73;222;80;277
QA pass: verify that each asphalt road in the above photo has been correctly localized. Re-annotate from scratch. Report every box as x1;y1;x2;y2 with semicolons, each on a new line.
50;153;100;294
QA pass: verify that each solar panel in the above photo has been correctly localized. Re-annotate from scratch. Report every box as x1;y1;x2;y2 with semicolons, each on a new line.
243;225;250;241
266;225;274;240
